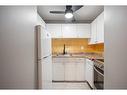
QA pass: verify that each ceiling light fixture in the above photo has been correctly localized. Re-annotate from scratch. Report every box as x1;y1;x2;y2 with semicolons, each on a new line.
65;9;73;19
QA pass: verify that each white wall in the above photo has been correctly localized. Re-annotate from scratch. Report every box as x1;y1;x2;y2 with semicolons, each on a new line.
0;6;37;89
104;6;127;89
37;13;46;28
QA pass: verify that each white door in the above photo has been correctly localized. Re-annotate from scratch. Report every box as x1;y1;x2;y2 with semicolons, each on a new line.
46;24;62;38
76;24;90;38
62;24;77;38
65;62;76;81
52;58;65;81
75;58;86;81
96;12;104;43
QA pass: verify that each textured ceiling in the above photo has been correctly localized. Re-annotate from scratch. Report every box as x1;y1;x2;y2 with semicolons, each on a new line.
37;6;104;23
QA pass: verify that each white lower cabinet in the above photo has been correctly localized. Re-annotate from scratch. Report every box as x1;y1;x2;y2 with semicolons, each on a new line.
85;59;94;88
52;58;86;81
65;62;76;81
52;58;65;81
75;62;85;81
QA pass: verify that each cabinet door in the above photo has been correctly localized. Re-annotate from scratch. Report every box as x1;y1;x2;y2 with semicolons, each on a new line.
52;58;65;81
96;12;104;43
89;19;97;44
65;62;76;81
75;58;86;81
76;24;90;38
85;59;94;88
46;24;62;38
62;24;77;38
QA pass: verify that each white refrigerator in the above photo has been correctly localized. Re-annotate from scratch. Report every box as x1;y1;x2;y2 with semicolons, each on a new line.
36;25;52;89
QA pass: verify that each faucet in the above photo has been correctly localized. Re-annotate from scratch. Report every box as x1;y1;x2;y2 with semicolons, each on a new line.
63;44;66;55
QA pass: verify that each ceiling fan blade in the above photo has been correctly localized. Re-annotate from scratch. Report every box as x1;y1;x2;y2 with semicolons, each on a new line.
50;11;65;14
72;5;83;12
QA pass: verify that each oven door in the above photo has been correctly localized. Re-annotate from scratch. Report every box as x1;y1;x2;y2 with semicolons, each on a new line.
94;66;104;89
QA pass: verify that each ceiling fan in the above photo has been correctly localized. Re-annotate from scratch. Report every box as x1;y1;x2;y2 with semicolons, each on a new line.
50;5;83;19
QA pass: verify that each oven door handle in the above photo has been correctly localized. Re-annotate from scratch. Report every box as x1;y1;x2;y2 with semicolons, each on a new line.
94;67;104;77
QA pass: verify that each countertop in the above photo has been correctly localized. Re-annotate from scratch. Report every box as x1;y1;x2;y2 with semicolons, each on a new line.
52;53;104;60
52;53;104;65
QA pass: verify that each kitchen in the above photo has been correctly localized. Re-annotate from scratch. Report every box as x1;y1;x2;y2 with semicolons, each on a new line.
0;6;127;90
37;6;104;89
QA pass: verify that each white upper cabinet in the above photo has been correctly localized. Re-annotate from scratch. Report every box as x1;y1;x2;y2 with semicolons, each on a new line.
46;23;90;38
46;24;62;38
89;12;104;44
76;24;90;38
89;19;97;44
62;24;77;38
96;12;104;43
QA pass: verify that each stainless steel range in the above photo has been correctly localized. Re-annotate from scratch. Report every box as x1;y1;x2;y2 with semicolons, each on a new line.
94;59;104;89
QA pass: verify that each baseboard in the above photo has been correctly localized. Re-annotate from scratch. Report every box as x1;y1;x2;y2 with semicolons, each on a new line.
52;80;86;82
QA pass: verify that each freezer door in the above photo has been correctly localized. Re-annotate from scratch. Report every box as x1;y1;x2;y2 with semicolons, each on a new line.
37;56;52;89
37;60;42;89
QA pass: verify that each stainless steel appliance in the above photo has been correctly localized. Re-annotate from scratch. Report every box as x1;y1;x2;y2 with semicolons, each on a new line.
94;59;104;89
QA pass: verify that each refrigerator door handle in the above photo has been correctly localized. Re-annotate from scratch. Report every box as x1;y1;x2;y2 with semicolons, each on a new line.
43;54;51;59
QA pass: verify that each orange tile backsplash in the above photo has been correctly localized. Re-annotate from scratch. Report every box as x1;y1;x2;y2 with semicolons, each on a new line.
52;38;104;54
